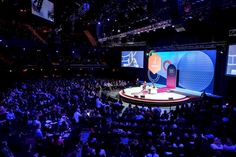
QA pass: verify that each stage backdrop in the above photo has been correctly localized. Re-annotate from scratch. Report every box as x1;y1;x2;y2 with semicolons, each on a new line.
151;50;216;93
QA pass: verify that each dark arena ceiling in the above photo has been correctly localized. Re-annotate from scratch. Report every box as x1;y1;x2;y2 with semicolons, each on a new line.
0;0;236;48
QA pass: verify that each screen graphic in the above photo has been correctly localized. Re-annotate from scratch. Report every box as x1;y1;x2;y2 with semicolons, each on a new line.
121;51;144;68
226;45;236;76
148;53;161;74
152;50;216;93
31;0;54;22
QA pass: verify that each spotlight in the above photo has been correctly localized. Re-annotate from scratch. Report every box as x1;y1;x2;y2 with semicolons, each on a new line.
107;18;110;21
98;21;101;25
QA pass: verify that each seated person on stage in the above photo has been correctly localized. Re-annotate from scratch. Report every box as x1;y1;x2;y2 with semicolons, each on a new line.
152;83;158;89
152;82;155;88
142;81;147;91
150;82;158;94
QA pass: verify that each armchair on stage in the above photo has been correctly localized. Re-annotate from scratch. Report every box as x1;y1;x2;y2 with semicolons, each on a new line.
140;82;158;94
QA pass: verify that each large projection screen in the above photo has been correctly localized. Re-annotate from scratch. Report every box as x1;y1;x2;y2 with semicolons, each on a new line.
121;51;144;68
226;45;236;76
31;0;54;22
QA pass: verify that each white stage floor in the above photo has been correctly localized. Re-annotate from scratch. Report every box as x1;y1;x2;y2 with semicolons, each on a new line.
146;83;203;97
124;87;187;100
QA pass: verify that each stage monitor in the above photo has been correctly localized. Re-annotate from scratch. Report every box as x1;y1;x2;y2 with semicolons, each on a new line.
152;50;216;93
226;45;236;76
31;0;54;22
121;51;144;68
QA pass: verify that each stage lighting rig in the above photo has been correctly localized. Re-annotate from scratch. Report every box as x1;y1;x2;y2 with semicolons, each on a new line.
98;20;172;43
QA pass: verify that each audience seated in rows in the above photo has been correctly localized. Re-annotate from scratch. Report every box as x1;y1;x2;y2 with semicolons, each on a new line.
0;78;236;157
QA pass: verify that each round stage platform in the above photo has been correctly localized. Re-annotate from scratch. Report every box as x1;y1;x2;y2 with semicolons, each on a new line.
119;87;197;106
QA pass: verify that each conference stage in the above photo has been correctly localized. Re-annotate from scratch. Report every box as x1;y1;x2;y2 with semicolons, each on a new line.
119;85;202;106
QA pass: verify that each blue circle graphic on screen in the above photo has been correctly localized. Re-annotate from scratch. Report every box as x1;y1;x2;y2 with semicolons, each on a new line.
178;52;214;91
